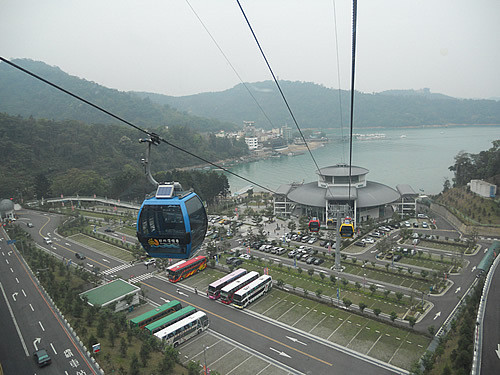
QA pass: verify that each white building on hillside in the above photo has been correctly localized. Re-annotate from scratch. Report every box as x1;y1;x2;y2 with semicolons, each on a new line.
469;180;497;198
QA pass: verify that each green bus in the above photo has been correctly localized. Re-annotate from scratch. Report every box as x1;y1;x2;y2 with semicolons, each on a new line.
129;300;182;329
145;306;196;334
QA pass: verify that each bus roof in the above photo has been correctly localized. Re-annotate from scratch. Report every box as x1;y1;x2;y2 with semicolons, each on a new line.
209;268;247;289
221;271;259;293
154;311;206;340
234;275;272;297
145;305;196;332
130;300;180;325
167;256;206;272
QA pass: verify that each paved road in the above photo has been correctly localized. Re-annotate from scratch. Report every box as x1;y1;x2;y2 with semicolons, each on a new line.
480;257;500;374
141;277;400;375
0;227;100;375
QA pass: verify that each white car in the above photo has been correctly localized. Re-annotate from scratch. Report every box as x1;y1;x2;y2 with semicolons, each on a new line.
144;258;156;266
239;254;251;259
363;237;375;244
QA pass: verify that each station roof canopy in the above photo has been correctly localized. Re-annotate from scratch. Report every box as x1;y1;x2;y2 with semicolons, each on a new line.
396;184;418;196
80;279;140;307
286;181;400;208
317;165;369;177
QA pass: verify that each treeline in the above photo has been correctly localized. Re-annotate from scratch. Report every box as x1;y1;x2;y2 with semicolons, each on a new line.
0;59;237;132
0;113;245;201
447;140;500;187
140;80;500;129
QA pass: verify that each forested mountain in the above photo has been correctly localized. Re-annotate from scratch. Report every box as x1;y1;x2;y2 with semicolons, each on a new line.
0;113;248;200
0;59;236;132
135;81;500;129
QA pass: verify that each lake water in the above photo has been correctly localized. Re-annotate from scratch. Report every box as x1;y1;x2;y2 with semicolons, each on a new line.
226;125;499;195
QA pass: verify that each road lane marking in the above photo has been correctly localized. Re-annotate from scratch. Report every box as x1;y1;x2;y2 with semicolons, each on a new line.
39;321;45;331
51;343;57;354
143;281;333;367
0;282;29;356
30;304;34;311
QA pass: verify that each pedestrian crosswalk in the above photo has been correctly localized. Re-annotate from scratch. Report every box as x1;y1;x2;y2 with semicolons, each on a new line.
129;273;154;284
101;263;133;275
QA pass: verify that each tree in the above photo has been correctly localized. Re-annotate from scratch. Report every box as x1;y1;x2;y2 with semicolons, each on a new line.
395;292;403;301
355;282;361;291
341;278;348;287
158;346;178;373
390;311;398;322
330;275;337;285
408;316;416;328
315;289;323;298
442;178;451;193
373;308;381;317
120;338;128;357
187;360;202;375
342;298;352;308
139;341;151;367
34;173;51;199
369;284;377;295
308;268;314;278
428;325;435;336
288;221;297;232
129;353;140;375
359;302;367;313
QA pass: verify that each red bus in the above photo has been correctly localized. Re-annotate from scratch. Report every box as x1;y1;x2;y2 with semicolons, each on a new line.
166;256;207;283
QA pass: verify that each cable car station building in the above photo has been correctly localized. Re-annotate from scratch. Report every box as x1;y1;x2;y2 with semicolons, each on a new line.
273;164;417;225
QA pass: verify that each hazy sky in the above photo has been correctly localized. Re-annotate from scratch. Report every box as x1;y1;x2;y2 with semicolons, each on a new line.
1;0;499;99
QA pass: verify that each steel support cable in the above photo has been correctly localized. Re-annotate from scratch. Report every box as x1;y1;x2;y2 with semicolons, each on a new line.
184;0;276;129
347;0;358;209
0;56;276;194
235;0;323;176
331;0;346;164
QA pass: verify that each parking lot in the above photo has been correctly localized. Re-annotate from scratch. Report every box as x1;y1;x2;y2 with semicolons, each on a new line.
180;268;431;371
178;330;299;375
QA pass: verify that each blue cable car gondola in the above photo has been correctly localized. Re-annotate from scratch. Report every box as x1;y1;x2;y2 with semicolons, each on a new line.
137;183;208;259
308;217;320;232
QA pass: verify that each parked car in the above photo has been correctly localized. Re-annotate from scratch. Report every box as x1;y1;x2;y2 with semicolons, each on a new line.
226;256;238;265
239;254;251;259
306;256;316;264
44;237;52;245
104;228;114;232
354;241;366;247
393;255;402;262
75;253;86;260
422;222;428;228
413;222;419;228
313;258;324;266
288;250;297;258
27;222;34;228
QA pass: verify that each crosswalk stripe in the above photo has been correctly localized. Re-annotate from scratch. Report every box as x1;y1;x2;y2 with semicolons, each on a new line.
102;263;133;275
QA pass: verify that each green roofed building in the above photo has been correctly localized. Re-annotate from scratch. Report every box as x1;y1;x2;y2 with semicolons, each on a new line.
79;279;140;312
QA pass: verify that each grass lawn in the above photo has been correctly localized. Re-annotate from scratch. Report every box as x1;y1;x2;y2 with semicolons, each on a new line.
70;233;135;262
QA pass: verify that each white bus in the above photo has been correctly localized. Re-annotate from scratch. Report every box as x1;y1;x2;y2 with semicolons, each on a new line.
154;310;209;347
232;275;272;309
219;271;259;304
